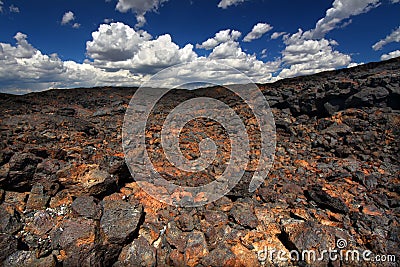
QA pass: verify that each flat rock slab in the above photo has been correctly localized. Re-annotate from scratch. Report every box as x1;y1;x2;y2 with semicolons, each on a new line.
100;199;143;244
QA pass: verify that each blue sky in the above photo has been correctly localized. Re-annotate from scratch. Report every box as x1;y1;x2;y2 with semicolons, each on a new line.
0;0;399;94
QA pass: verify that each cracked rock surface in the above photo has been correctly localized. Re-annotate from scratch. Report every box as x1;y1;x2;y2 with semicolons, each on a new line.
0;58;399;266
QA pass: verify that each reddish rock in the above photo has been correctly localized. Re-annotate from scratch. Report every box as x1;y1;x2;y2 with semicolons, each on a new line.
165;221;188;252
229;201;258;229
51;217;98;266
5;152;42;190
49;189;73;208
3;191;28;213
168;249;185;266
138;220;162;245
184;231;209;267
204;210;229;227
175;212;195;231
26;184;49;211
201;245;238;267
230;243;260;267
57;164;117;196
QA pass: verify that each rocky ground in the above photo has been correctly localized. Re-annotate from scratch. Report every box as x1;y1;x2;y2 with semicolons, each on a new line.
0;57;399;266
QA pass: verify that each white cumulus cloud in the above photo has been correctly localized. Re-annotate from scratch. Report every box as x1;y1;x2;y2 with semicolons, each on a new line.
217;0;246;9
61;11;75;25
195;29;280;82
243;23;273;42
86;22;152;62
196;29;241;50
86;22;196;74
114;0;168;28
61;11;81;29
278;29;351;79
132;34;197;73
372;26;400;50
380;50;400;60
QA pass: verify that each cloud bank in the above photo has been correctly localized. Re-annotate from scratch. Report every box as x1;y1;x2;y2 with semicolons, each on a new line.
1;0;397;94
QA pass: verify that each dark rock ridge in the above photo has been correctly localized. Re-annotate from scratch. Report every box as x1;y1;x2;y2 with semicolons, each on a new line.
0;57;399;266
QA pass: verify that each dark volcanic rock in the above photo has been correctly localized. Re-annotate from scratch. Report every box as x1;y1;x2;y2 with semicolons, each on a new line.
5;152;42;190
32;158;64;195
114;236;156;267
176;212;195;231
0;58;399;266
0;204;22;234
25;183;49;211
51;217;99;266
345;87;389;107
0;234;18;262
56;107;76;117
57;164;118;197
25;210;55;237
165;221;188;253
100;199;143;244
280;219;350;265
229;201;258;228
321;123;352;137
306;184;349;214
201;245;237;267
3;251;56;267
184;231;209;267
71;195;102;219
